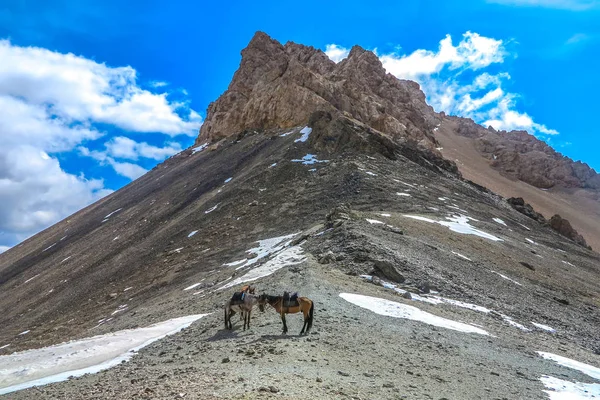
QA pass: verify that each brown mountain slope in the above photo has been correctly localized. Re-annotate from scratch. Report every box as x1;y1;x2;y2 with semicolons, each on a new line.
436;117;600;250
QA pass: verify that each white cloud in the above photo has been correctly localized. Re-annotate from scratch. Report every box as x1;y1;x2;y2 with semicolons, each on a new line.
324;32;557;137
0;40;200;249
379;32;506;80
325;44;350;63
565;33;590;45
78;146;148;180
0;40;202;136
0;146;112;246
487;0;600;10
105;137;182;161
149;80;169;88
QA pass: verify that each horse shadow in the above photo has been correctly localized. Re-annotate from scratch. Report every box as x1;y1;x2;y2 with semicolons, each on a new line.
206;328;241;342
245;333;303;345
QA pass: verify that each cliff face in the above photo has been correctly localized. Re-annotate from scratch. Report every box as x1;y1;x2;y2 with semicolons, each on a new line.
199;31;599;194
197;32;439;149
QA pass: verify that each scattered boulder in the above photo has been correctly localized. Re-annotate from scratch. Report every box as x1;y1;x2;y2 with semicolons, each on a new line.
519;261;536;271
507;197;546;224
372;260;405;283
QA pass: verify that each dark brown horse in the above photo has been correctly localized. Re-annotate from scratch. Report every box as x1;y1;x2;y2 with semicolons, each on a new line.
259;294;314;335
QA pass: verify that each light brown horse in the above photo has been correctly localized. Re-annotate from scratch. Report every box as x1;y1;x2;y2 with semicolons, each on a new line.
258;294;314;335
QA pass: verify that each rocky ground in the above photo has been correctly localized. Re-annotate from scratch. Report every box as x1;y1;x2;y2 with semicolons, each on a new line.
1;110;599;400
6;257;599;400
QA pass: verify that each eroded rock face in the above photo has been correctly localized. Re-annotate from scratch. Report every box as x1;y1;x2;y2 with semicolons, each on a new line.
197;32;439;149
507;197;547;224
549;214;590;249
450;117;600;191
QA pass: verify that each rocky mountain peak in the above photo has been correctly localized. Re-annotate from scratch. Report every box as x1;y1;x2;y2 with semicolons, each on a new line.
197;32;438;148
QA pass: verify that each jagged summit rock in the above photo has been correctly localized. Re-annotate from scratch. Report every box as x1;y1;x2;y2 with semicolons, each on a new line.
197;31;438;148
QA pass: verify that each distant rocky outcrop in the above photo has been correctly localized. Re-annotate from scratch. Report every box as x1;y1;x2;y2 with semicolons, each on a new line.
507;197;547;224
451;117;600;191
508;197;590;248
548;214;590;249
197;31;440;150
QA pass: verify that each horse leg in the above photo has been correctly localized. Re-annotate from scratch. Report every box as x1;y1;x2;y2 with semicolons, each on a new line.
224;306;228;330
281;313;288;334
300;306;308;335
246;309;251;330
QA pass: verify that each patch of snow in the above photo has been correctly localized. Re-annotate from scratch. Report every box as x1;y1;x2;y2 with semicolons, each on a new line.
493;218;507;226
428;207;439;212
59;236;67;241
123;287;133;292
24;275;40;284
436;147;443;150
526;238;537;245
452;251;472;261
438;197;447;201
518;223;531;231
187;231;198;238
394;179;416;188
396;192;411;197
280;129;295;137
0;345;9;350
219;246;305;290
224;177;232;183
112;236;119;241
291;154;328;165
104;208;122;219
502;315;531;331
0;315;208;395
532;322;556;333
192;143;208;153
366;219;385;225
223;259;248;268
538;352;600;380
294;126;312;143
540;375;600;400
491;271;523;286
380;213;391;217
18;331;30;336
183;281;205;291
269;163;277;168
365;171;377;176
308;168;316;172
60;257;71;263
173;247;184;253
42;243;56;252
562;260;576;267
111;305;128;316
205;204;219;214
225;233;300;271
403;214;502;242
538;353;600;399
339;293;488;335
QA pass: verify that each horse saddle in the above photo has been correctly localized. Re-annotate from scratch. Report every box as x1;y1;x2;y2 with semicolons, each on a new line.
231;291;246;304
282;291;299;308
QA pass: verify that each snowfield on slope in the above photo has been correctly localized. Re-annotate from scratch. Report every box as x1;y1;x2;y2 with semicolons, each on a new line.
339;293;489;335
0;315;208;395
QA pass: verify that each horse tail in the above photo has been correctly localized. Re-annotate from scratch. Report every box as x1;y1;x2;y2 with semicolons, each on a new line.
308;300;314;331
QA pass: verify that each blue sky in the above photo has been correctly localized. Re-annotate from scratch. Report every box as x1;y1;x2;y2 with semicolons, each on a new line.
0;0;598;250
